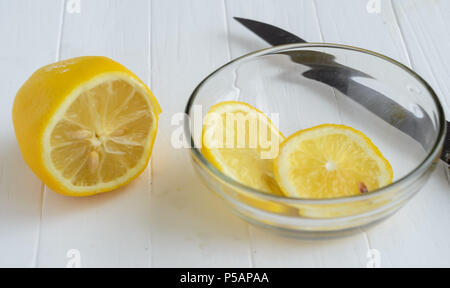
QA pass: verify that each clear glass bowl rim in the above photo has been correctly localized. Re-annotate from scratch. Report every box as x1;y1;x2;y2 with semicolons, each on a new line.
184;43;446;205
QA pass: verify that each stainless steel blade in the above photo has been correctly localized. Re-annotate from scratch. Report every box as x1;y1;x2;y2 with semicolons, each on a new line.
234;17;306;45
234;17;449;166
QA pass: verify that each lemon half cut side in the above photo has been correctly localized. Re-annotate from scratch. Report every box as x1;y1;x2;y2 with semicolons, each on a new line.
13;56;161;196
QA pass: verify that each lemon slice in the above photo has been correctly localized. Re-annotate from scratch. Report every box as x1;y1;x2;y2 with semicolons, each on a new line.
13;56;161;196
202;101;285;195
274;124;393;199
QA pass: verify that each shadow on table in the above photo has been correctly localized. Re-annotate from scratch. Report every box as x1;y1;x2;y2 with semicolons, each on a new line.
0;137;43;222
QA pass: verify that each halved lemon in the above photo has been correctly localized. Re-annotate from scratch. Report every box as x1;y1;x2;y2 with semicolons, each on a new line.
274;124;393;199
202;101;285;195
12;56;161;196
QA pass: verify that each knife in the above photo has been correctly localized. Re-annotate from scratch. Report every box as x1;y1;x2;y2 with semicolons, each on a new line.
234;17;450;166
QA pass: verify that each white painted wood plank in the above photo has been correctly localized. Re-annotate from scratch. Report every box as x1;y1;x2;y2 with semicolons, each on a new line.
149;0;252;267
36;0;153;268
377;0;450;267
392;0;450;113
0;0;63;268
314;0;410;64
225;0;369;268
313;0;450;267
249;227;369;268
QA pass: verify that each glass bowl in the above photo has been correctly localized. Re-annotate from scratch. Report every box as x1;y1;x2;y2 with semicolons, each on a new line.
184;43;446;238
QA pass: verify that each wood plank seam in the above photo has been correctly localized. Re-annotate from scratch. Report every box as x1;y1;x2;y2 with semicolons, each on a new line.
389;0;413;68
312;0;374;256
222;0;255;268
33;0;66;268
55;0;66;63
31;183;45;267
222;0;233;63
311;0;344;123
147;0;153;268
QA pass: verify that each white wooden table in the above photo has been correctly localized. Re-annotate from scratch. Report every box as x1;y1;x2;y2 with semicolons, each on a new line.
1;0;449;268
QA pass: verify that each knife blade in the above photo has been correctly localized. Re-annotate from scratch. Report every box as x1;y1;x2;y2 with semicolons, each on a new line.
234;17;307;45
234;17;449;165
